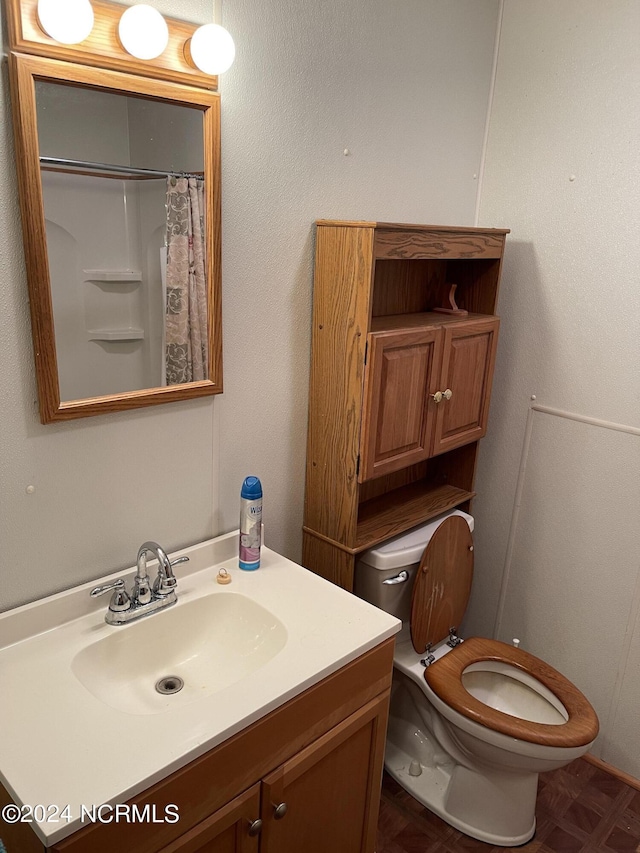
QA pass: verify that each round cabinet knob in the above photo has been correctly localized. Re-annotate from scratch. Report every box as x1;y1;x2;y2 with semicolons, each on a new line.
431;391;443;403
247;818;263;837
273;802;288;820
442;388;453;400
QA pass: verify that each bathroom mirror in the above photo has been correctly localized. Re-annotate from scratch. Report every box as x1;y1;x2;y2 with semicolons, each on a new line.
7;10;222;422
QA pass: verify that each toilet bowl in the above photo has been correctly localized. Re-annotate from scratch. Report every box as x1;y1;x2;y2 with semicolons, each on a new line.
354;511;599;847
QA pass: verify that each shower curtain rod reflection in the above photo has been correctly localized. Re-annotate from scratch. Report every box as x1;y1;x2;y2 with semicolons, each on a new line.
39;156;204;181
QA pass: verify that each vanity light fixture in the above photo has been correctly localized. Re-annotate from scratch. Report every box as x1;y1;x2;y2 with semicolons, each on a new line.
118;4;169;60
36;0;94;44
33;0;235;77
188;22;235;75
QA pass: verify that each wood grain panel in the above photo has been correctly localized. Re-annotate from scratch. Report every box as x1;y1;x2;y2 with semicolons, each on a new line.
443;258;503;315
432;317;499;456
359;326;441;481
410;515;474;651
302;531;357;589
260;695;389;853
356;481;475;551
371;259;445;316
374;228;507;261
425;637;599;748
158;784;260;853
304;224;374;546
358;461;430;504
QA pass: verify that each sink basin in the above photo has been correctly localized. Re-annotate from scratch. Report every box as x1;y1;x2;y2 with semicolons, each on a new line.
71;592;287;715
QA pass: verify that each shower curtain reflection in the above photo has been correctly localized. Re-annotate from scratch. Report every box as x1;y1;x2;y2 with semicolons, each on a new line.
165;175;208;384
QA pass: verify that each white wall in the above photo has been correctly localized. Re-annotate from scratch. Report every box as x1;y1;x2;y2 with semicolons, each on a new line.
0;0;500;611
472;0;640;776
216;0;501;551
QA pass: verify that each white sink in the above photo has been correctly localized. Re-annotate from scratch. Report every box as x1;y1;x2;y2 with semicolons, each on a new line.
71;592;287;715
0;531;400;846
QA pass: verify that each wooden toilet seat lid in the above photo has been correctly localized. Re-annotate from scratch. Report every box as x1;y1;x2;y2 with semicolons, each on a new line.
424;637;599;747
410;515;474;654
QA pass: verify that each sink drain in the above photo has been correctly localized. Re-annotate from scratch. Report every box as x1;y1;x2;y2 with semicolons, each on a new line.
155;675;184;695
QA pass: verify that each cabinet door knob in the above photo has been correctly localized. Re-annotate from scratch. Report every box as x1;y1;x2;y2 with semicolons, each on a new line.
247;818;263;837
431;391;443;403
273;802;288;820
443;388;453;400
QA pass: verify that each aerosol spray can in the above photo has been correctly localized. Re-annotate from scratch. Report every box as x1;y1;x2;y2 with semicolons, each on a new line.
239;476;262;570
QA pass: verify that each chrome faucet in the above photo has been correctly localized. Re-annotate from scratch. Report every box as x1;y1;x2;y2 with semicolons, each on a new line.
90;541;189;625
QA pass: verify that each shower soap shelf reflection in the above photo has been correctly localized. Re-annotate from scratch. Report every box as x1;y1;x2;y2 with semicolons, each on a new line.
83;269;142;282
87;328;144;341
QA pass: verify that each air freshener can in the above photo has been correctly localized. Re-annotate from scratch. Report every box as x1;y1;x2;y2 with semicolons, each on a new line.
239;476;262;570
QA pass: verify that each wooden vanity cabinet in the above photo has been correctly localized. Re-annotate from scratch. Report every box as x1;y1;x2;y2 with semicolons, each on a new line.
303;221;508;591
159;784;261;853
158;695;388;853
1;639;392;853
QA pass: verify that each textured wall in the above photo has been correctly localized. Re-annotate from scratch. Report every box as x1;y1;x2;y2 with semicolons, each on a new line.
0;0;500;610
216;0;501;558
472;0;640;774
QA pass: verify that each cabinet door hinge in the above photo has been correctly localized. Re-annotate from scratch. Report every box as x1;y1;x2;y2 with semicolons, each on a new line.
356;455;360;477
364;341;368;365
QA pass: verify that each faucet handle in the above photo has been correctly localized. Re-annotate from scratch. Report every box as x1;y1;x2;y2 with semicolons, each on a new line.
153;555;190;596
90;579;131;612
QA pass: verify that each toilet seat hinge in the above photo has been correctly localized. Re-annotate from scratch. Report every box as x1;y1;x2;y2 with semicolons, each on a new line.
420;643;435;668
447;627;463;648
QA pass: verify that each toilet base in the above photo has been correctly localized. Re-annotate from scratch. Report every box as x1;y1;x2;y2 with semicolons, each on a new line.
385;710;538;847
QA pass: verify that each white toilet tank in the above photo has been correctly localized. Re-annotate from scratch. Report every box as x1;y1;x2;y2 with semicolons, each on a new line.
354;509;474;625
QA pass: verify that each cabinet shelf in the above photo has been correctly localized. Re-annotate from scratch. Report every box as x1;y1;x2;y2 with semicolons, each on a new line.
370;311;491;332
355;481;475;552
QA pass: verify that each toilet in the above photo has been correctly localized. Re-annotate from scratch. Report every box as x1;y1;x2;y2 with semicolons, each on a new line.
354;510;599;847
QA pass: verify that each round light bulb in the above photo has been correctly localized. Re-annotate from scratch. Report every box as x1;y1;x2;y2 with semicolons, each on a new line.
189;23;236;75
37;0;94;44
118;5;169;60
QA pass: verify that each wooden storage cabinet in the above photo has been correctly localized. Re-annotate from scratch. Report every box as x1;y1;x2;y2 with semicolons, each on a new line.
431;315;499;457
303;221;508;591
360;314;499;481
360;323;442;481
2;640;393;853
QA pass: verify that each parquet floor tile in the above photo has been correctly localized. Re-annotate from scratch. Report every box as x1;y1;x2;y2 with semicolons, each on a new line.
377;759;640;853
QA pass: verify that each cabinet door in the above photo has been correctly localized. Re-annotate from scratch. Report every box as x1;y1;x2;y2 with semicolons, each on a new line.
159;784;261;853
431;316;499;456
359;326;442;481
259;694;389;853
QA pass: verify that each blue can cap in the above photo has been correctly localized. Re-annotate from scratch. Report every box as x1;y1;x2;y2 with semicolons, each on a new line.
241;476;262;499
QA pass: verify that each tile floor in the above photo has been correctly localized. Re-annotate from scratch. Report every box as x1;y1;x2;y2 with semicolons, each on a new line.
377;758;640;852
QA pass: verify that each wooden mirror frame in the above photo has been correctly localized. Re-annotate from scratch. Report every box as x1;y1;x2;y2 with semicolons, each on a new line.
5;0;222;422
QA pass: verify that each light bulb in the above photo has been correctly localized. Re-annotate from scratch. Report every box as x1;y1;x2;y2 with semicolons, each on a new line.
37;0;94;44
189;23;235;75
118;5;169;60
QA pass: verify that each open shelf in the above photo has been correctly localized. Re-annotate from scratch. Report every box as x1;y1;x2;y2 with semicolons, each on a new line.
354;481;475;553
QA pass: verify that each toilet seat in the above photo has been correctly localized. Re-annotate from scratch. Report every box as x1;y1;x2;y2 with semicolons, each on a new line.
424;637;599;747
408;514;599;748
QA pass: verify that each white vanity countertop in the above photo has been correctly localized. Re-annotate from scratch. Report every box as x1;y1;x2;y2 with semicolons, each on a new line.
0;531;400;845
